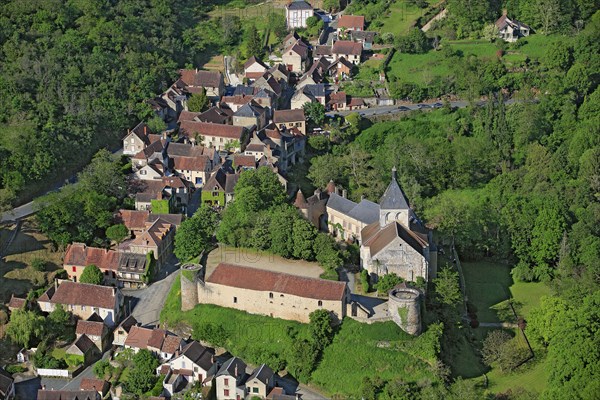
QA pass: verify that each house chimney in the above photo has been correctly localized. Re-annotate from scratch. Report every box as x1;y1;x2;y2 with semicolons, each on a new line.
234;363;238;377
211;355;215;364
55;279;59;290
195;68;198;73
144;125;147;135
342;189;347;198
392;166;398;181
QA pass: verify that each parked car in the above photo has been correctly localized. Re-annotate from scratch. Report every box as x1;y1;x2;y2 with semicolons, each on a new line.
432;102;443;108
416;104;431;109
397;106;411;111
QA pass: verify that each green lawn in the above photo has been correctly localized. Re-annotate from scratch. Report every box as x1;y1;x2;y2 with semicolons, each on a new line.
485;353;549;395
462;261;513;323
386;35;568;86
161;275;441;397
379;0;425;36
461;260;551;323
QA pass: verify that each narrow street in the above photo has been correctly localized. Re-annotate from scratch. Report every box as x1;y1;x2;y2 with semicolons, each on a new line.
125;254;181;327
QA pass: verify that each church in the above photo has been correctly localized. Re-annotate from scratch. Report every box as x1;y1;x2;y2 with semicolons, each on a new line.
359;167;436;283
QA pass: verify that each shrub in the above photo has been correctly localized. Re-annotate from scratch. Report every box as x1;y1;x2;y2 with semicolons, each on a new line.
94;360;112;378
31;258;46;272
5;365;27;374
376;273;404;295
360;270;370;294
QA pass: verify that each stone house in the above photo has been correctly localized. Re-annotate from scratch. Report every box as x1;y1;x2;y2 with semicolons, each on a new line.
123;326;184;362
194;263;350;324
63;243;119;285
252;74;283;98
79;378;110;398
285;0;313;29
232;101;268;130
221;95;253;113
114;209;182;237
328;91;365;111
337;15;365;36
38;280;123;327
157;341;215;392
196;106;233;125
7;295;27;312
232;154;257;171
252;89;277;117
75;316;109;351
66;334;99;364
350;30;376;50
290;84;326;110
202;169;240;207
179;120;246;152
282;31;301;50
495;14;530;42
332;40;362;65
112;315;138;347
273;109;306;135
116;253;148;288
119;217;176;269
178;69;225;101
123;122;152;156
282;40;310;74
313;45;334;63
326;190;380;242
244;56;269;81
215;357;247;400
245;364;275;399
133;177;190;213
360;168;435;283
268;64;291;86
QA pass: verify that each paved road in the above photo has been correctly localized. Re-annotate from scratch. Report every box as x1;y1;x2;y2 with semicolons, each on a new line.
329;98;521;117
125;255;181;327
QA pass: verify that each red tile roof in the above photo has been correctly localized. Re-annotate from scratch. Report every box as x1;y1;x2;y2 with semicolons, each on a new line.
44;281;119;310
338;15;365;30
179;70;222;88
233;154;257;168
124;326;181;354
207;263;347;301
273;108;305;123
64;243;119;271
332;40;362;56
179;120;245;140
76;320;106;337
114;210;150;231
80;378;109;394
173;156;210;172
7;295;26;309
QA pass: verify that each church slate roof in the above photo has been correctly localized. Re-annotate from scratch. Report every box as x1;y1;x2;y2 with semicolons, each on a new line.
327;193;356;215
379;167;410;210
347;199;380;225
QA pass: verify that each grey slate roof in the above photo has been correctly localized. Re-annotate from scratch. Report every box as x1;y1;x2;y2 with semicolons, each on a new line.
347;199;380;224
235;102;264;118
327;193;357;214
216;357;247;378
287;0;312;10
304;83;326;98
0;367;13;398
247;363;274;385
379;167;410;210
234;85;256;96
180;341;215;371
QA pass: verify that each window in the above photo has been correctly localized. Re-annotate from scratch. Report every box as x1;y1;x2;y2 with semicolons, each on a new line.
104;271;108;275
224;389;229;397
81;305;86;311
253;387;259;393
280;294;284;297
140;169;146;175
318;300;323;307
194;366;198;372
224;378;229;386
269;292;273;299
72;266;76;272
182;361;186;368
233;297;237;303
130;138;134;143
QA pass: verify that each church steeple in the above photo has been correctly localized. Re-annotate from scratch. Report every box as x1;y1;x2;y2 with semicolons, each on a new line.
379;167;410;228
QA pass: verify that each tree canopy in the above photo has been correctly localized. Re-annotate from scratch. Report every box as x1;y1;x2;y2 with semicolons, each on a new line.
174;205;219;262
80;265;104;285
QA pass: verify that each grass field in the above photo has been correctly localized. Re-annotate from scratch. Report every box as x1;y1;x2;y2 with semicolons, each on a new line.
485;353;549;395
0;218;65;303
161;275;441;396
461;260;551;323
379;0;426;36
387;35;567;86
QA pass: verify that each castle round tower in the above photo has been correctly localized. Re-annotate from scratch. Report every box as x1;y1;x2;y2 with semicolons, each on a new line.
388;285;422;335
180;264;202;311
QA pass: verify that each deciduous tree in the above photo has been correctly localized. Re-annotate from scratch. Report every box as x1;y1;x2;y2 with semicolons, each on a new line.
80;265;104;285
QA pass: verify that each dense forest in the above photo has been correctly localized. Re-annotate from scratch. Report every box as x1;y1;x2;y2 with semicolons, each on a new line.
305;11;599;399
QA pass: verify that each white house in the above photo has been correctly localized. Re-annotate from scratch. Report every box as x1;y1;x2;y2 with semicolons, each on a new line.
286;1;313;29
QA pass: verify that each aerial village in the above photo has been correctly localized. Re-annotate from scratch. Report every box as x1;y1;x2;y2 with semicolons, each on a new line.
0;1;549;400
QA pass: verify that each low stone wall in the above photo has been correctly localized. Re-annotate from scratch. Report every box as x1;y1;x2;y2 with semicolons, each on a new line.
36;364;85;378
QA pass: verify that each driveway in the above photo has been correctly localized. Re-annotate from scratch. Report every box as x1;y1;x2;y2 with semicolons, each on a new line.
125;254;181;327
